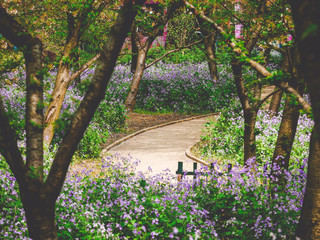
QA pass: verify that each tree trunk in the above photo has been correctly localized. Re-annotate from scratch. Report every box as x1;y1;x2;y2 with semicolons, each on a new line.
204;31;219;81
288;0;320;238
269;48;291;115
42;1;101;146
231;59;258;164
268;87;283;114
272;46;303;171
1;2;142;239
243;108;258;163
196;15;219;82
296;127;320;238
21;189;58;240
125;48;147;111
272;93;300;166
131;28;138;73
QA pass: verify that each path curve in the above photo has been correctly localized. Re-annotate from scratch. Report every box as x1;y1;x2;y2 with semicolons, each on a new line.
103;114;217;175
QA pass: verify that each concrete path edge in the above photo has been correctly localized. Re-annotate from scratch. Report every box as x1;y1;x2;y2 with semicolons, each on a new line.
185;144;209;166
101;112;219;156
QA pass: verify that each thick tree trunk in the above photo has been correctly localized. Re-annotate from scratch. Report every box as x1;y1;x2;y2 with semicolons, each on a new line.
204;31;219;81
21;189;57;240
271;92;301;169
272;47;303;171
288;0;320;238
296;127;320;238
243;109;258;163
125;48;147;111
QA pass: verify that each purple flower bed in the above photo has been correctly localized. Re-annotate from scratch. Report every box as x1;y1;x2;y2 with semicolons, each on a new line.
136;62;236;113
0;154;305;239
201;110;313;165
1;62;307;238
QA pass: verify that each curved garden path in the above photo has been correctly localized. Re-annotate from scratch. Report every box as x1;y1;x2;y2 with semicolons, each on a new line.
103;114;217;176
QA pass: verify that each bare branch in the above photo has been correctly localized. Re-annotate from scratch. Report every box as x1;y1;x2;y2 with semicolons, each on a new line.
256;88;281;110
145;38;205;69
69;53;101;82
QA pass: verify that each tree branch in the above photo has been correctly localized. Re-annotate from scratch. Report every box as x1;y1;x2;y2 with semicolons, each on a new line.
256;88;281;110
45;0;146;199
145;38;205;69
216;2;247;26
277;81;311;113
0;5;44;182
183;0;311;114
0;98;26;185
69;53;101;82
0;6;33;50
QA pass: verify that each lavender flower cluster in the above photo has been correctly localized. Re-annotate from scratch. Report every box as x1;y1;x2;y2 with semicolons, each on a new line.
201;110;313;166
0;153;306;239
136;62;236;113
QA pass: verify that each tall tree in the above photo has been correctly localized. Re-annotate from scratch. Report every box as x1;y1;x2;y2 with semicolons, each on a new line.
197;15;219;81
287;0;320;238
42;0;108;146
271;46;304;182
0;0;144;238
184;0;312;166
125;1;177;111
183;0;311;113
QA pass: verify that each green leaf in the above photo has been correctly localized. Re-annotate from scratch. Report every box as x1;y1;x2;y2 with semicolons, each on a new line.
301;24;318;40
140;179;147;188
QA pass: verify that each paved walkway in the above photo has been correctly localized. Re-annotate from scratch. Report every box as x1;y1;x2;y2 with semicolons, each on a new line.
105;115;216;176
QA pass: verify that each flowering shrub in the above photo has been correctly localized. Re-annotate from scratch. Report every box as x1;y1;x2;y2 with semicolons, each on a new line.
192;157;305;239
136;62;237;113
0;154;305;239
200;110;313;166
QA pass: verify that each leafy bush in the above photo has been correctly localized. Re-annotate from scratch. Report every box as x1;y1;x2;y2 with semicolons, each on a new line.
1;154;306;239
192;158;305;239
136;62;237;113
200;110;313;165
